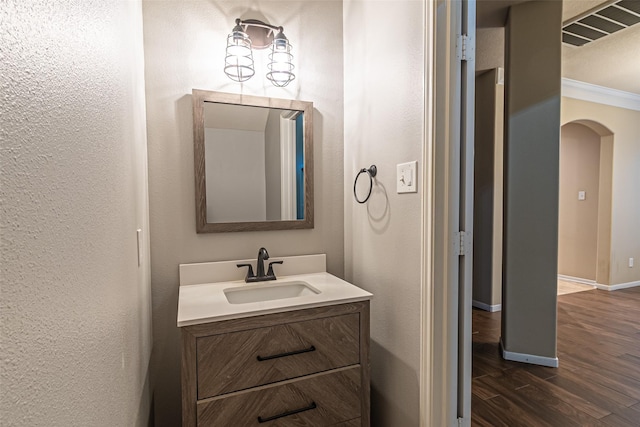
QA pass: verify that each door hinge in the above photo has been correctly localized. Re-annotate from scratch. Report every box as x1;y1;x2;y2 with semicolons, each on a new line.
455;231;471;256
456;34;475;62
458;417;465;427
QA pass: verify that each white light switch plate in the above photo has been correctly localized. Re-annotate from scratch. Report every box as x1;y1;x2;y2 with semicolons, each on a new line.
397;161;417;193
578;191;586;201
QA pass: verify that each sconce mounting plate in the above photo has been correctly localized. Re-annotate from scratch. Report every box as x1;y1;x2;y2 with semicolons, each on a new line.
242;19;274;49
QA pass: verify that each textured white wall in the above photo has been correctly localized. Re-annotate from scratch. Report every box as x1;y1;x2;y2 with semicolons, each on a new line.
343;1;424;424
141;1;344;424
0;1;152;426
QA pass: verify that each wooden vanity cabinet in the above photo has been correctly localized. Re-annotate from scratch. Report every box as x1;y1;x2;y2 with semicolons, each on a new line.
181;301;370;427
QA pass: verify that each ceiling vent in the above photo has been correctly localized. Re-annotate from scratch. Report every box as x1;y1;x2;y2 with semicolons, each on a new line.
562;0;640;47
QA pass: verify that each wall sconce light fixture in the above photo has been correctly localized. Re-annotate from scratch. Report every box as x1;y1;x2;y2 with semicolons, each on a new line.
224;18;295;87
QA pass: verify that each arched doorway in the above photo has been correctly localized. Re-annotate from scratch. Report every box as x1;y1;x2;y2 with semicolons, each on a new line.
559;120;613;287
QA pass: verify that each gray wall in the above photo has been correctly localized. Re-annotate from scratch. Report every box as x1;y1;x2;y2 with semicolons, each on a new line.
473;69;504;308
141;1;345;424
502;0;561;359
205;128;267;222
1;1;152;425
476;27;505;73
344;1;424;424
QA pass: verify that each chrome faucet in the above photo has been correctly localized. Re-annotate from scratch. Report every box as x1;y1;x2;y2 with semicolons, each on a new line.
237;247;283;283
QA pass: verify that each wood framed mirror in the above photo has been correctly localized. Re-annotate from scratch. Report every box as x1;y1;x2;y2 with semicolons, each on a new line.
193;89;314;233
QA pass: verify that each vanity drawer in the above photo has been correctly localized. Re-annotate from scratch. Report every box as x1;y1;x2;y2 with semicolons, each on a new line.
197;366;361;427
196;313;360;399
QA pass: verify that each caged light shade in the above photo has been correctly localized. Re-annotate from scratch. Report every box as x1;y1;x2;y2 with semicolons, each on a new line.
224;21;255;82
266;28;295;87
223;19;295;87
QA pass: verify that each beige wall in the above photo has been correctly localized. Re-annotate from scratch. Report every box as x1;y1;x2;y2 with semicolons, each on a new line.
1;1;152;425
562;97;640;286
558;123;601;280
344;0;424;424
142;1;345;424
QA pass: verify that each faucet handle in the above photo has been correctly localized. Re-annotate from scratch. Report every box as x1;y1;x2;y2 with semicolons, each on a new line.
267;260;283;278
237;263;255;282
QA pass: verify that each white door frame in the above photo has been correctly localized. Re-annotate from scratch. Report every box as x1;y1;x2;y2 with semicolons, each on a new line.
280;113;297;220
421;1;475;425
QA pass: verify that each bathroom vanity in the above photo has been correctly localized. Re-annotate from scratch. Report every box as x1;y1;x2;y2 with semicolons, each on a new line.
178;255;372;427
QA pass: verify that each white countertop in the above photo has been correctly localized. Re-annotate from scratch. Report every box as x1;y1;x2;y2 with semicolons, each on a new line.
177;269;373;327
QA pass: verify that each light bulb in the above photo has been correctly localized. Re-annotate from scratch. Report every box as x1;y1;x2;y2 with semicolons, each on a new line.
224;23;255;82
266;29;295;87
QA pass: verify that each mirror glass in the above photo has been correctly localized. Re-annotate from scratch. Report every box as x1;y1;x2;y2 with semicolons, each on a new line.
193;90;313;233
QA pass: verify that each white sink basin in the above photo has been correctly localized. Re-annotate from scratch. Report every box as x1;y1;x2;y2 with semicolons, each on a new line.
178;259;373;326
224;281;321;304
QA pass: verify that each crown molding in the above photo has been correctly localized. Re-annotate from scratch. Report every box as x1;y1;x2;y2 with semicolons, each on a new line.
562;78;640;111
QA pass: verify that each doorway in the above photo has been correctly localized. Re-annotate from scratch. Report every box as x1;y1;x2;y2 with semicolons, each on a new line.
559;120;614;289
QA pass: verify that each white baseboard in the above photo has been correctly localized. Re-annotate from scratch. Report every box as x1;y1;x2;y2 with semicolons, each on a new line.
557;274;596;286
595;280;640;291
472;300;502;312
500;338;559;368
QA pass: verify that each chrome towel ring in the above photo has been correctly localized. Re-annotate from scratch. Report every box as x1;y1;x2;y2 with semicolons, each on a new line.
353;165;378;204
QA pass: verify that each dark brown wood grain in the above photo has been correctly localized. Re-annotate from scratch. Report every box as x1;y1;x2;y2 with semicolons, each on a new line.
197;366;360;427
184;301;368;338
359;301;371;427
332;418;361;427
192;89;314;233
196;314;360;399
472;287;640;427
181;301;371;427
181;328;198;427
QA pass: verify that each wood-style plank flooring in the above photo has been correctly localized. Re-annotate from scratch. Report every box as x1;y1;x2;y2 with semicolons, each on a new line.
472;287;640;426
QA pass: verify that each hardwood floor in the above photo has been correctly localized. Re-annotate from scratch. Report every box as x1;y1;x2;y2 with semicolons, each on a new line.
472;287;640;426
557;279;597;295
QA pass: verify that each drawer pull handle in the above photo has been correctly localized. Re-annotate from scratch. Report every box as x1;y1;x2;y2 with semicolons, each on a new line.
256;345;316;361
257;401;317;423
